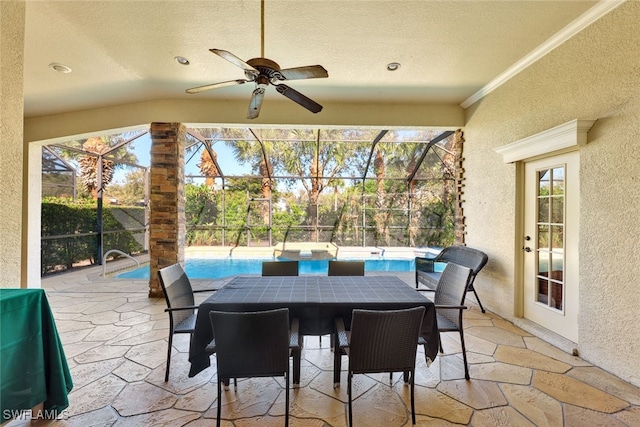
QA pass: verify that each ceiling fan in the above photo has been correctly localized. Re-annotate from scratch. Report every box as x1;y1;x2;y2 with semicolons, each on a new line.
185;0;328;119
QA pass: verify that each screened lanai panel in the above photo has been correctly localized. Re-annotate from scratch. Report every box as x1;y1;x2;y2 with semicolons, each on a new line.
409;178;456;247
42;147;75;198
316;140;372;178
412;133;456;181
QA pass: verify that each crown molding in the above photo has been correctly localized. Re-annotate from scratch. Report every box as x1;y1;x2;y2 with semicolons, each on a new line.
460;0;626;109
495;119;596;163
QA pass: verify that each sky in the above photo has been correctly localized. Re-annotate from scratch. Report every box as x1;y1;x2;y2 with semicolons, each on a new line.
113;132;247;184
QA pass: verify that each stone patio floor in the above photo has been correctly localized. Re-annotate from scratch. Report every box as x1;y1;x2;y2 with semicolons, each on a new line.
7;262;640;426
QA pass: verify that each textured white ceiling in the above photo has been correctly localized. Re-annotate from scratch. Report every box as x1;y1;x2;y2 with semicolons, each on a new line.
23;0;602;118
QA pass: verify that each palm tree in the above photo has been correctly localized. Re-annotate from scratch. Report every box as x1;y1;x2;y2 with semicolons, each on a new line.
78;137;116;199
196;145;220;188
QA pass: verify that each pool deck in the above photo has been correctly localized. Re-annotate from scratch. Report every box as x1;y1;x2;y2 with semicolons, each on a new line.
9;259;640;426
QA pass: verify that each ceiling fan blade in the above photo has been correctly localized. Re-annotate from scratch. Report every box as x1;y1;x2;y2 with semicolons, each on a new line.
247;87;266;119
275;84;323;113
186;79;251;94
277;65;328;81
210;49;259;76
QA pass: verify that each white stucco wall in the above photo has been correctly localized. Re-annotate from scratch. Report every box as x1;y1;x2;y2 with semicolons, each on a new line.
463;1;640;386
0;1;25;288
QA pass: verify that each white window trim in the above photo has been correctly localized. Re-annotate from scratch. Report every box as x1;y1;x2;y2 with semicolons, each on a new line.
495;119;595;164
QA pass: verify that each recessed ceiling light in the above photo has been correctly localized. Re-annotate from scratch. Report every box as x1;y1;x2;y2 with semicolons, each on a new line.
49;63;72;73
174;56;190;65
386;62;401;71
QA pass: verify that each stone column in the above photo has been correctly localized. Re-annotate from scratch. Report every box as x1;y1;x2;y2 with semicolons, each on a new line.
453;129;466;245
148;123;186;297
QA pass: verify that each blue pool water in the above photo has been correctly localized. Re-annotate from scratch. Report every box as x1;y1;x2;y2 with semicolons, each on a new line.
116;258;420;279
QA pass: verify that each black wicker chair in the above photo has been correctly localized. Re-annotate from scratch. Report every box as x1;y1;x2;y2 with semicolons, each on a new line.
158;263;217;382
261;260;299;276
325;260;365;347
328;260;365;276
209;308;299;427
334;306;426;426
415;246;488;312
433;262;473;380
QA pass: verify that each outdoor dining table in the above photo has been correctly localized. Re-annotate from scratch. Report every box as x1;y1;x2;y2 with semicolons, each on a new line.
188;275;439;384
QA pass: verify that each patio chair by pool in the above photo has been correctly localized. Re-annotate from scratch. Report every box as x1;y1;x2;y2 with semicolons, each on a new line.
415;245;488;312
328;260;365;276
158;263;217;382
325;260;365;347
261;260;299;276
334;306;426;426
433;262;473;380
209;308;299;427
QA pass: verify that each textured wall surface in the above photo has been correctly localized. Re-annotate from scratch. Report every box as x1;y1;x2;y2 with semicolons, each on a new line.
0;1;25;288
463;2;640;386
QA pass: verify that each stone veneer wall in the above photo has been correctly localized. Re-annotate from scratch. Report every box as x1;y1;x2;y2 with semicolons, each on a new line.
453;129;465;245
148;123;186;298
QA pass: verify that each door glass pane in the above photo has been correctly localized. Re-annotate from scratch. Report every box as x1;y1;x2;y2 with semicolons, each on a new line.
538;252;549;275
551;282;563;310
550;254;563;282
539;169;550;195
551;197;563;223
538;225;549;249
552;167;565;195
538;198;549;222
537;278;549;304
551;225;564;249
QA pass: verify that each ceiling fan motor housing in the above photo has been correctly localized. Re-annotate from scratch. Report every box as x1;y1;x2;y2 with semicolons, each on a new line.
246;57;284;82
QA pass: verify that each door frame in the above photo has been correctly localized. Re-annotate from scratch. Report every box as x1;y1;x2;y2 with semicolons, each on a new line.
495;119;594;344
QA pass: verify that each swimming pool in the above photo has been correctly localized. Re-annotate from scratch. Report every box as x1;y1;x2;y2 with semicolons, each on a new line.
116;258;426;279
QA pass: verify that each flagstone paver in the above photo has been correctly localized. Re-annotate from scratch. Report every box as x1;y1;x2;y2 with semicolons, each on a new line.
533;371;629;413
470;362;532;385
562;403;628;427
500;383;564;426
494;345;573;373
567;365;640;405
465;325;527;347
437;379;509;410
471;406;536;427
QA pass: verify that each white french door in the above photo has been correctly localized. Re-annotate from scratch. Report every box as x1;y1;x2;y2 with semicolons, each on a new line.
523;151;579;342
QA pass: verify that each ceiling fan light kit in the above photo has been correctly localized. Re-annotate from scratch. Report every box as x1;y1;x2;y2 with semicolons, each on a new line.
185;0;328;119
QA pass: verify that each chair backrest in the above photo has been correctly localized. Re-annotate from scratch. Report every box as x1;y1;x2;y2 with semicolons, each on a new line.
261;261;299;276
328;260;365;276
435;246;488;276
209;308;290;378
348;306;425;374
434;263;473;328
158;263;196;325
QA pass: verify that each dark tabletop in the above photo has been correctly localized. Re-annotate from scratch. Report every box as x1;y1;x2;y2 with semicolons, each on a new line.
188;275;439;378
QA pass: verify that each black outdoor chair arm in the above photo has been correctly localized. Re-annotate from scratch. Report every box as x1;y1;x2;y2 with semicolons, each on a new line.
334;317;350;350
192;288;218;293
415;257;436;272
164;305;199;313
434;304;467;310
